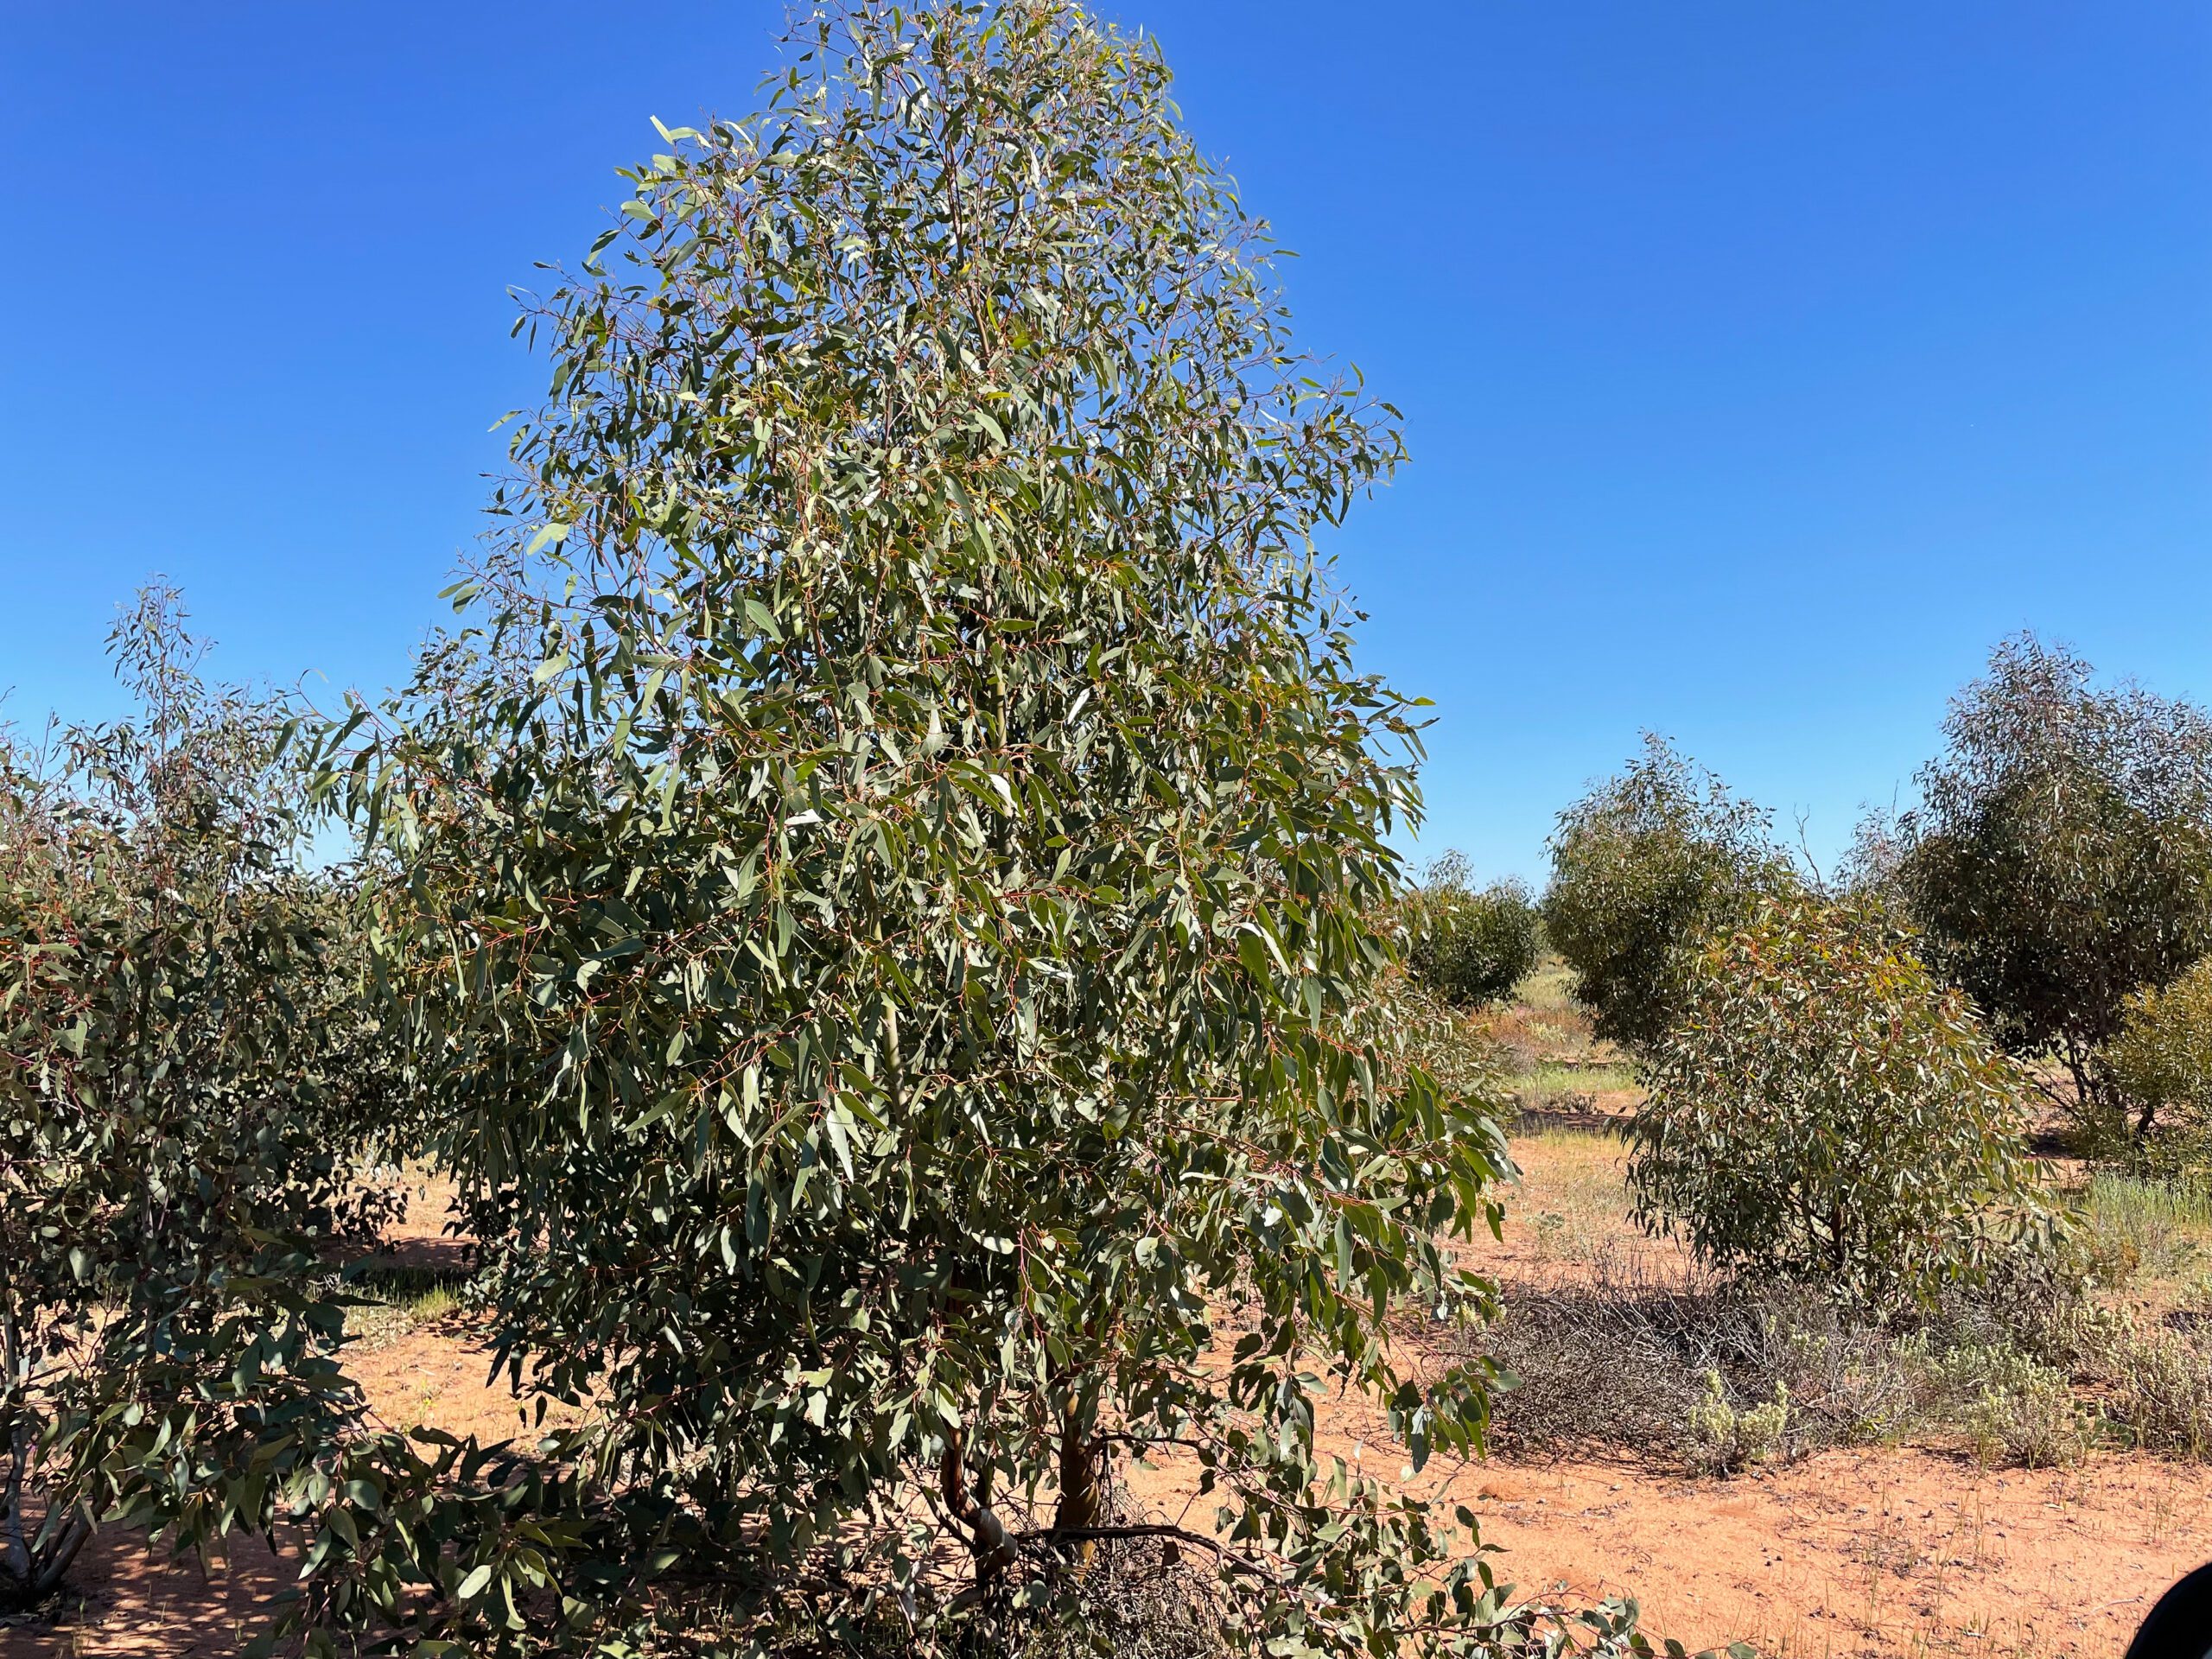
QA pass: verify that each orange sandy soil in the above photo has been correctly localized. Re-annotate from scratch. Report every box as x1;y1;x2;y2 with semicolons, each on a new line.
14;1146;2212;1658
1118;1382;2212;1658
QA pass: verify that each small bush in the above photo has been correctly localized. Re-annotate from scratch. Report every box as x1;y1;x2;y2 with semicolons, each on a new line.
1928;1344;2089;1468
1541;737;1793;1052
1686;1370;1790;1476
2091;1319;2212;1459
2104;958;2212;1170
1406;852;1541;1009
1630;895;2054;1306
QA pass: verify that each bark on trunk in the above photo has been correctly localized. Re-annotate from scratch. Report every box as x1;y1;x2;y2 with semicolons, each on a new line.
1;1303;32;1597
1052;1412;1101;1537
941;1432;1014;1599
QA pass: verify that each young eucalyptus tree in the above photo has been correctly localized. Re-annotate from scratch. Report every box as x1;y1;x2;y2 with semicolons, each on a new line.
1541;737;1793;1052
312;4;1593;1652
0;588;398;1612
1888;635;2212;1122
1629;895;2052;1307
2102;960;2212;1165
1405;853;1541;1010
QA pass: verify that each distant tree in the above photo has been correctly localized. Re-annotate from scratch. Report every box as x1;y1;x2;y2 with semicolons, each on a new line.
2101;958;2212;1166
0;588;397;1612
1629;894;2053;1306
1888;635;2212;1116
306;7;1601;1655
1406;852;1541;1008
1541;736;1794;1052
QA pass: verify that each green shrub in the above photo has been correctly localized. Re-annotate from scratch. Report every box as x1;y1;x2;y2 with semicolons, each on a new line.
1629;895;2054;1306
2103;959;2212;1168
0;588;400;1611
1406;853;1541;1008
1541;736;1793;1052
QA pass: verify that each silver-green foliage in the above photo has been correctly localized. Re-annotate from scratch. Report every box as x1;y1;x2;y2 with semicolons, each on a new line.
315;6;1594;1653
1683;1371;1789;1477
1629;896;2054;1307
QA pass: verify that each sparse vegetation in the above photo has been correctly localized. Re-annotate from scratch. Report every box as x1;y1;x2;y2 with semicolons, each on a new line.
2081;1168;2212;1289
1478;1122;2212;1477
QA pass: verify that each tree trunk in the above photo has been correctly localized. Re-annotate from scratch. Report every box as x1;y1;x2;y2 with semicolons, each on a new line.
940;1433;1014;1599
1052;1408;1102;1558
1;1302;32;1599
29;1515;90;1600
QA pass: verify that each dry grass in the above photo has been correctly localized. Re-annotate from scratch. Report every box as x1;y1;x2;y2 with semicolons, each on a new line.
1478;956;1641;1125
1478;957;1610;1065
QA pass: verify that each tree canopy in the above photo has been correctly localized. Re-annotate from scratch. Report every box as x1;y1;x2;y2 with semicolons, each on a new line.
1629;894;2052;1306
1885;634;2212;1111
1;588;399;1614
1405;853;1541;1010
1541;737;1793;1052
308;5;1580;1652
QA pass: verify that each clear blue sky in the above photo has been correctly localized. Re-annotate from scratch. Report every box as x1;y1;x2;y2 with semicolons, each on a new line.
3;3;2207;880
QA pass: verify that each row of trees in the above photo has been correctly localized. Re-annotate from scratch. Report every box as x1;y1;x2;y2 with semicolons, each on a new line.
3;6;1661;1656
1542;637;2212;1299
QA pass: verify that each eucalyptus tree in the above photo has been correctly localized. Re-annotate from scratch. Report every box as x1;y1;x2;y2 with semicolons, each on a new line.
1541;737;1794;1052
2101;960;2212;1164
1405;853;1541;1009
1887;635;2212;1122
310;4;1604;1652
1629;894;2052;1307
0;588;398;1612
